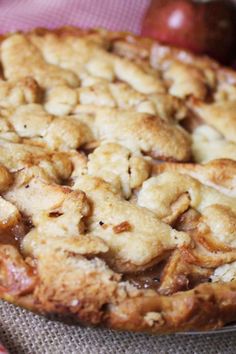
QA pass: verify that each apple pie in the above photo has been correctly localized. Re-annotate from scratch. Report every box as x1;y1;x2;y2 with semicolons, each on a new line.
1;27;236;334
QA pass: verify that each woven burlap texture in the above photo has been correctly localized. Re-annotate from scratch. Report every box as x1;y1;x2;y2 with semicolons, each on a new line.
1;301;236;354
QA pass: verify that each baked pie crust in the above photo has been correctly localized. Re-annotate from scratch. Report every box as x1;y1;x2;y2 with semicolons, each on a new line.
0;27;236;333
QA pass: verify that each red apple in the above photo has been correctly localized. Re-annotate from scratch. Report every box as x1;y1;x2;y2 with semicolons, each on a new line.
141;0;236;64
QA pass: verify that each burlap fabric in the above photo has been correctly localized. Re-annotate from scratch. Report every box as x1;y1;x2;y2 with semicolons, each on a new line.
0;301;236;354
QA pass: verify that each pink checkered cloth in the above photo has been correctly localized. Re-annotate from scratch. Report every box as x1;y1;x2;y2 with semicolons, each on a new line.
0;0;150;34
0;1;151;352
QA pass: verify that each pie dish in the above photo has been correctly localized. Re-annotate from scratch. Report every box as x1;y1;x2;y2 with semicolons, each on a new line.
1;27;236;334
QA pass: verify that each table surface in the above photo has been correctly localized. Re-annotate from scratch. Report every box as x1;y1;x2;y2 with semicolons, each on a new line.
0;300;236;354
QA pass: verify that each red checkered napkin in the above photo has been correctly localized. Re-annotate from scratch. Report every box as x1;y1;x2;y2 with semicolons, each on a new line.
0;343;8;354
0;0;150;34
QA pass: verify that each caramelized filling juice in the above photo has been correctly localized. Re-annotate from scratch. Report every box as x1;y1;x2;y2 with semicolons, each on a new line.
0;216;32;251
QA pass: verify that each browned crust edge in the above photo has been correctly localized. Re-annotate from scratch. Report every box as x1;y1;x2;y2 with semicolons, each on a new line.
2;280;236;334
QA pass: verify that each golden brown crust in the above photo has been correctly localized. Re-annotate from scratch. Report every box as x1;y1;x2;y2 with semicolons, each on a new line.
152;159;236;197
106;281;236;333
0;26;236;335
